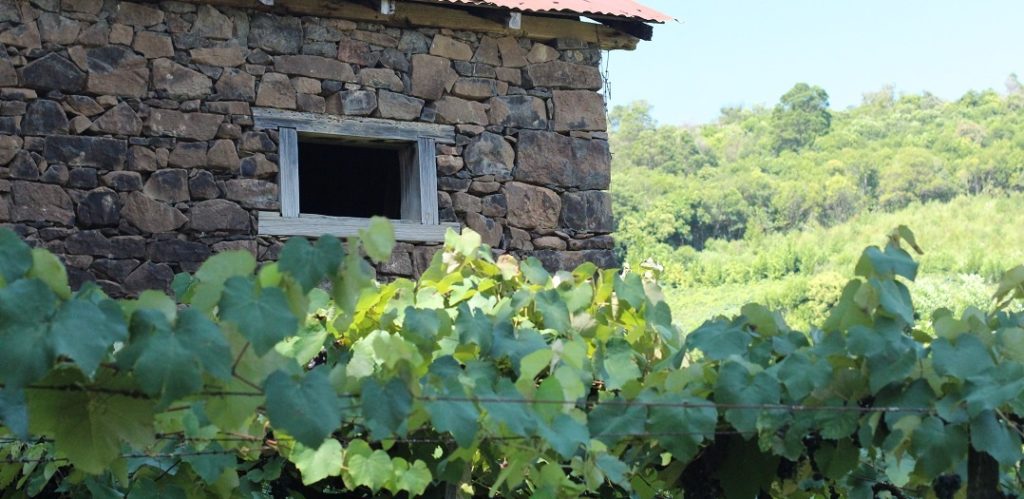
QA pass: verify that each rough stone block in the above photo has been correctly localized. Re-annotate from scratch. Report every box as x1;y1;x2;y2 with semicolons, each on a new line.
378;91;424;120
527;43;560;64
122;191;187;233
90;103;142;136
552;90;607;131
524;61;602;90
249;14;303;54
22;100;69;136
153;58;213;99
465;212;502;247
256;72;297;109
146;110;223;140
168;142;208;168
560;190;613;233
410;54;457;101
464;132;513;177
143;169;189;202
114;1;165;27
503;181;560;230
216;68;256;101
76;187;120;227
435;96;487;125
274;55;356;82
225;179;279;209
11;181;74;225
85;46;149;97
102;171;143;191
430;34;473;61
133;31;175;59
20;53;86;92
451;77;507;100
358;68;404;92
189;199;249;232
497;37;527;68
488;95;547;129
44;135;127;168
191;46;248;67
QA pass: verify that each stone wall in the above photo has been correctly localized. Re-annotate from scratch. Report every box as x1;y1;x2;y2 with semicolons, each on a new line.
0;0;616;295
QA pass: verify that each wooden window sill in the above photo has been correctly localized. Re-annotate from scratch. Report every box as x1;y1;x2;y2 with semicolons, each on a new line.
257;212;459;243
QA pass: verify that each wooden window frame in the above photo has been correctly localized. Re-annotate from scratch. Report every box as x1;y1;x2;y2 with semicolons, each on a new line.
252;108;460;243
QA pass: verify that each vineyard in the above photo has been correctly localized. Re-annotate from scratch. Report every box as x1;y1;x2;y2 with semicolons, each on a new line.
1;221;1024;497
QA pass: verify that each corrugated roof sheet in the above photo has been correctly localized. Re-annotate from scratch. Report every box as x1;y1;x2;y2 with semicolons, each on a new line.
428;0;672;23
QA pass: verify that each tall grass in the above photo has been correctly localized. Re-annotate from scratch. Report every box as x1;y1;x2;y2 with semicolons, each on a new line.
662;194;1024;331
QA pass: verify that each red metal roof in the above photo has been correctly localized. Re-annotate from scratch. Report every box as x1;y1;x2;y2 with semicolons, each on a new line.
428;0;672;23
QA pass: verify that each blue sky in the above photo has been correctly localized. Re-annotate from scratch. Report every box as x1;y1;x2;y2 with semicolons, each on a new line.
606;0;1024;125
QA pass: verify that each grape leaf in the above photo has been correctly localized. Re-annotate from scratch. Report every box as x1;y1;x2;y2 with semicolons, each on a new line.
595;454;631;490
0;388;27;440
125;478;186;499
774;352;832;400
264;367;342;447
49;298;127;378
613;273;646;309
182;443;236;484
645;394;717;461
219;276;298;356
715;361;780;434
715;436;779;499
871;278;914;324
534;289;570;332
932;335;995;379
685;321;750;361
424;378;479;448
28;370;155;475
117;309;232;405
279;236;343;292
28;248;70;299
346;448;392;491
589;397;647;445
970;410;1022;466
290;438;343;485
855;245;918;281
814;439;859;480
393;459;432;495
910;416;967;479
360;216;395;264
538;414;589;459
0;279;58;388
0;229;31;285
195;251;257;284
599;339;641;390
479;379;537;437
361;377;412;438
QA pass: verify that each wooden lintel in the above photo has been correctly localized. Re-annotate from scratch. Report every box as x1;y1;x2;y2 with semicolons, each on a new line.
172;0;640;50
252;108;457;144
594;18;654;41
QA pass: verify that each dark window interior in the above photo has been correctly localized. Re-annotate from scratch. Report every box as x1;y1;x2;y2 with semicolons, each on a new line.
298;140;403;219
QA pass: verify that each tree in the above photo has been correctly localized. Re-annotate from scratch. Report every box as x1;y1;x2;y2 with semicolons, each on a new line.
771;83;832;154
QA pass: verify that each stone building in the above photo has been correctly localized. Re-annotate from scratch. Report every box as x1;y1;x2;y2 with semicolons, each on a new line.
0;0;668;295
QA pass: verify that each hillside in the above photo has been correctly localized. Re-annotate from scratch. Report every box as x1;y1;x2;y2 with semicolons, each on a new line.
610;84;1024;330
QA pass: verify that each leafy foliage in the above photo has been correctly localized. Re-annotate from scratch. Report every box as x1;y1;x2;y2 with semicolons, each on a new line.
1;222;1024;497
612;85;1024;327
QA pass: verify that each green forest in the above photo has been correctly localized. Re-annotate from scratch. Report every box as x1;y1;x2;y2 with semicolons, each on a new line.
610;81;1024;330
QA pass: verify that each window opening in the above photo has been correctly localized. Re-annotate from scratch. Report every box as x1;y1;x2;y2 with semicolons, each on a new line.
297;139;403;219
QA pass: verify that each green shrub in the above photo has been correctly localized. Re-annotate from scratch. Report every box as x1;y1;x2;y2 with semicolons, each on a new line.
1;223;1023;498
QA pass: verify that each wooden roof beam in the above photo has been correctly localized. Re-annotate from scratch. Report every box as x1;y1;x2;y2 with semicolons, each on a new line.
173;0;641;50
590;16;654;41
